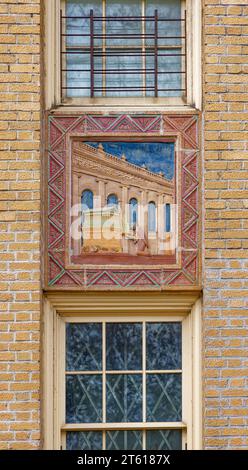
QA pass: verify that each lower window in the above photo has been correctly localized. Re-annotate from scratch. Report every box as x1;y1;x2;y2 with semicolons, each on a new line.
60;317;190;450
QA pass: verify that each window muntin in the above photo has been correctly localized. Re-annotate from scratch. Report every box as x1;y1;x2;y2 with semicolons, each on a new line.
63;319;185;450
62;0;186;99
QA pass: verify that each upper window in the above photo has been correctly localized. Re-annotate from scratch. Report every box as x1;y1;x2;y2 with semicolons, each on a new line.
62;0;185;100
45;0;201;107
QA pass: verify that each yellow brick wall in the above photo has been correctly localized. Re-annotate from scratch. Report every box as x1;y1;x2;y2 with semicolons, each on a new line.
204;0;248;449
0;0;248;451
0;0;41;450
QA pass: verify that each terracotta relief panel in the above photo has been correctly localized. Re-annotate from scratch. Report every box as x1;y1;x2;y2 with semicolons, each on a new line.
45;113;201;290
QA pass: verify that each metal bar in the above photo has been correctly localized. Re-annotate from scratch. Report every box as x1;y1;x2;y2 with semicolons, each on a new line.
60;10;63;102
62;34;185;39
62;87;186;91
154;9;158;97
62;51;185;56
62;70;186;74
90;9;94;98
184;9;187;100
62;16;185;21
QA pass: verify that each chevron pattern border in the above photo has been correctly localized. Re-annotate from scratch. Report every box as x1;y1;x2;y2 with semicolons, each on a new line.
46;113;200;289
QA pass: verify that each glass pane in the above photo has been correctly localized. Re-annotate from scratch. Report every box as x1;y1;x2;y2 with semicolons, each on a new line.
66;323;102;371
146;322;181;370
105;1;142;96
146;0;182;47
106;430;143;450
106;0;142;47
66;375;102;423
106;323;142;371
146;430;182;450
66;431;102;450
66;0;102;48
146;373;182;422
106;53;142;97
106;374;142;422
66;52;102;98
146;51;182;97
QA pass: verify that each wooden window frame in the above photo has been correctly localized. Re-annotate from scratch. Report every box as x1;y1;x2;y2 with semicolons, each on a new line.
44;0;202;110
42;292;202;450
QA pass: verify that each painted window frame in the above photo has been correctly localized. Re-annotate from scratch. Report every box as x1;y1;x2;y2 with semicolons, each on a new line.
44;0;202;110
42;293;202;450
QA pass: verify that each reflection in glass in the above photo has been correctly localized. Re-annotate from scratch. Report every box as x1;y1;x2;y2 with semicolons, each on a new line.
146;373;182;422
106;430;143;450
66;375;102;423
66;323;102;371
106;323;142;371
106;374;142;422
146;429;182;450
146;322;181;370
66;431;102;450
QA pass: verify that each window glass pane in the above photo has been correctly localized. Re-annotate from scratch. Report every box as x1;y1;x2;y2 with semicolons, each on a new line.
106;53;142;97
146;322;181;370
106;374;142;422
66;431;102;450
66;0;102;47
146;51;182;97
106;323;142;371
66;52;102;98
146;430;182;450
106;0;142;47
106;430;143;450
66;375;102;423
146;0;182;46
146;373;182;422
66;323;102;371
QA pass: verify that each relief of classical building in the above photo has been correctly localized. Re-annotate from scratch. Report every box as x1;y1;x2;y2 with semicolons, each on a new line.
71;142;176;262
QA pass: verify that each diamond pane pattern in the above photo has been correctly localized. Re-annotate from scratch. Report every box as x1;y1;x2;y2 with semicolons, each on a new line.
106;323;142;370
65;321;184;444
146;374;182;422
106;430;143;450
66;323;102;371
66;431;102;450
106;374;142;422
146;322;181;370
66;375;102;423
146;430;182;450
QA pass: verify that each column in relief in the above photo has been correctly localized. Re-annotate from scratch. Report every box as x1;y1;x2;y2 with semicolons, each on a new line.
121;185;129;253
158;193;164;255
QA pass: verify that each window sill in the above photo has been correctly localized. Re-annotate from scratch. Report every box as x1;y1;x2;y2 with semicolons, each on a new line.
49;102;201;114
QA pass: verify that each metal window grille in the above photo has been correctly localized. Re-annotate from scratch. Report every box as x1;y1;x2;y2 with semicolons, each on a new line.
60;10;187;99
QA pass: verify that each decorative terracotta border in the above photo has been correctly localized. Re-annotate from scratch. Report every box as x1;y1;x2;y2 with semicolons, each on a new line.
45;113;200;290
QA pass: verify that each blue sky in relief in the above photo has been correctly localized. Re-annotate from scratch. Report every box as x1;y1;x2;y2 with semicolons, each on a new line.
86;142;175;180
